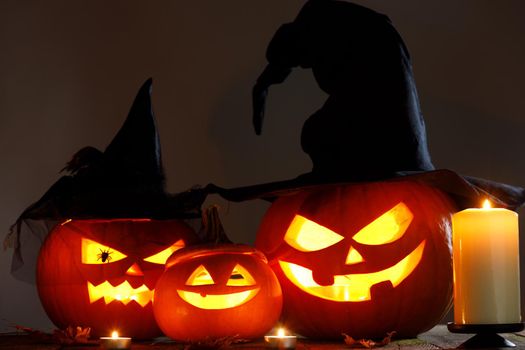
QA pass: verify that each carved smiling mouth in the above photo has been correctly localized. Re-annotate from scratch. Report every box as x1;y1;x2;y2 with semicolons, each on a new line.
177;288;261;310
87;281;154;307
279;241;425;302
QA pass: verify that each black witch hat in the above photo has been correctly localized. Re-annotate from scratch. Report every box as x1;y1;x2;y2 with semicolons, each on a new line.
209;0;525;210
5;79;206;280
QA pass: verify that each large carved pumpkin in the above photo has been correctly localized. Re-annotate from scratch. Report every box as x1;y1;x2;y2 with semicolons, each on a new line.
153;244;282;342
255;181;456;339
37;218;198;338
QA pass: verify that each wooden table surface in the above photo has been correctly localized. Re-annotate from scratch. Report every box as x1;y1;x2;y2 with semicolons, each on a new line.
2;325;525;350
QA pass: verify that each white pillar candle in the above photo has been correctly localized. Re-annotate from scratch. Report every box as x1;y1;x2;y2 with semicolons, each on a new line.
452;200;521;325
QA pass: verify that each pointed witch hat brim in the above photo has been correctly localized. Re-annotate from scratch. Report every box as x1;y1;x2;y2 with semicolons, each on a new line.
207;169;525;211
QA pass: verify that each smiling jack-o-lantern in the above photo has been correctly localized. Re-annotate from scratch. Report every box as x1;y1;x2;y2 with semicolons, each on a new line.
153;244;282;341
255;181;456;339
36;218;198;339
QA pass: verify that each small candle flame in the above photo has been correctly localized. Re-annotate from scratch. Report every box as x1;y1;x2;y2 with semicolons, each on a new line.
482;199;492;209
111;331;118;339
277;328;285;337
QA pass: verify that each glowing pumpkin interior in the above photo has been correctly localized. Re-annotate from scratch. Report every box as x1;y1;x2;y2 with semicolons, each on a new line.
280;202;425;302
177;263;260;310
82;237;186;306
36;218;199;339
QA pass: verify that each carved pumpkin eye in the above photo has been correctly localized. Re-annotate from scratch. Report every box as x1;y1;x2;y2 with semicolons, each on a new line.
226;264;256;286
352;202;413;245
186;265;215;286
81;238;127;264
285;215;344;252
143;239;185;264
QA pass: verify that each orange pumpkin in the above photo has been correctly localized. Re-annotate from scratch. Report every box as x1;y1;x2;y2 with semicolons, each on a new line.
153;244;283;342
255;181;456;339
36;218;197;338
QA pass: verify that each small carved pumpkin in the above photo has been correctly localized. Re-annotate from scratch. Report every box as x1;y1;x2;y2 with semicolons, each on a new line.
36;218;198;338
255;181;456;339
153;207;282;342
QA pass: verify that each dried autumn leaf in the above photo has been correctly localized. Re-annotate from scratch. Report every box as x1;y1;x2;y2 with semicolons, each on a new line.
342;331;396;348
74;326;91;343
53;325;91;344
12;324;92;345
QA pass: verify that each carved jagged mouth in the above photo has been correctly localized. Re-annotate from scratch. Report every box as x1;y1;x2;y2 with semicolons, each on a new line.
87;281;154;307
177;288;261;310
279;241;425;302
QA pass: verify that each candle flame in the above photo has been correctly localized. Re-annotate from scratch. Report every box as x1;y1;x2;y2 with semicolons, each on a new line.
277;328;285;337
482;199;492;209
111;331;118;339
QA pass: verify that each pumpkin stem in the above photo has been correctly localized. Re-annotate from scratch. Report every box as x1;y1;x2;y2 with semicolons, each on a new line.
201;205;233;244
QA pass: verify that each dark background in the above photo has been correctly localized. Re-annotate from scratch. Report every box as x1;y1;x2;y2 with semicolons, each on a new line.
1;0;524;332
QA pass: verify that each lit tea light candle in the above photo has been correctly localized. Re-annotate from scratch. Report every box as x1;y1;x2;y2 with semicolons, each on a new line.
264;328;297;349
452;199;521;324
100;331;132;350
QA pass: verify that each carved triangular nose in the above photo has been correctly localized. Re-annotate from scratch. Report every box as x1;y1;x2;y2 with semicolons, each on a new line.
345;246;364;265
126;263;144;276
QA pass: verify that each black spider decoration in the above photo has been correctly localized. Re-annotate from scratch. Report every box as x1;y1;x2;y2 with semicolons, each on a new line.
97;248;113;263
